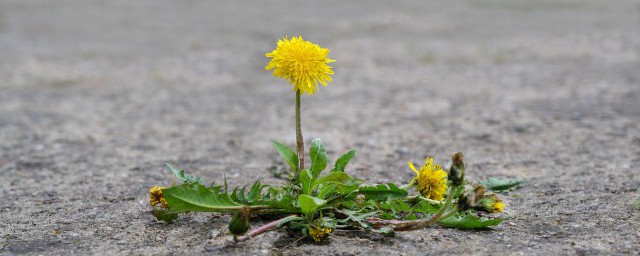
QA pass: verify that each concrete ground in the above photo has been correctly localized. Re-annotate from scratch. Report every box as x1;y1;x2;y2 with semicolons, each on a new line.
1;0;639;255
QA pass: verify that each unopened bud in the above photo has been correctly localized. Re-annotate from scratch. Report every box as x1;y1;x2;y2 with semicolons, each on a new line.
446;152;465;187
355;194;366;206
228;207;250;235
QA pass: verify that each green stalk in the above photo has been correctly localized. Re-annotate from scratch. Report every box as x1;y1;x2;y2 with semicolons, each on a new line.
295;90;304;170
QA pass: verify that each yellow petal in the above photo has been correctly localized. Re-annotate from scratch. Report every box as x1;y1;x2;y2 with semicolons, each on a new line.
408;161;419;174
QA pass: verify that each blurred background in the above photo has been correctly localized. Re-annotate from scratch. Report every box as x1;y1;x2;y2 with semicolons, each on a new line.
0;0;638;254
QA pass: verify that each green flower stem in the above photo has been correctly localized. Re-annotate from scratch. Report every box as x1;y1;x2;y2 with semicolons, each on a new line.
295;89;305;170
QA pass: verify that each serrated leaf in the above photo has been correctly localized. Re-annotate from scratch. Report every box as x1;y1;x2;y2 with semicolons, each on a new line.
237;186;247;203
332;150;356;172
165;163;204;184
337;209;377;229
380;199;413;212
298;194;326;217
247;180;264;202
262;185;298;212
358;183;408;200
479;177;526;193
309;138;328;178
164;184;250;213
439;213;503;229
272;140;299;172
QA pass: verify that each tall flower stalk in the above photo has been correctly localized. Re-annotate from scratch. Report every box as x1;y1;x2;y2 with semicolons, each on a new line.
265;36;335;171
295;89;304;168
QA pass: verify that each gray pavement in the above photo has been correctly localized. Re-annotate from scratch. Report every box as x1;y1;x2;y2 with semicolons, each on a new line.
1;0;639;255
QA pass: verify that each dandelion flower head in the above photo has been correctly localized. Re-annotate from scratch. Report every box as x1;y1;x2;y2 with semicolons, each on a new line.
409;157;448;200
491;199;505;213
265;36;335;95
308;225;332;242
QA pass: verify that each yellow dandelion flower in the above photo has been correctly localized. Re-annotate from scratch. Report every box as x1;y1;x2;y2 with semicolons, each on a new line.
307;225;332;242
491;200;505;213
149;186;168;208
265;36;335;95
409;157;448;200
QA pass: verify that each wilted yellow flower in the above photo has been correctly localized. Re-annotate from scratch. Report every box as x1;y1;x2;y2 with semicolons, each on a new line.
492;200;505;213
265;36;335;95
409;157;448;200
476;193;504;213
149;186;168;208
308;225;332;242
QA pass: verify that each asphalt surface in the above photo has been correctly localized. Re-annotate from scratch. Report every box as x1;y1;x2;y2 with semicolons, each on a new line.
1;0;639;255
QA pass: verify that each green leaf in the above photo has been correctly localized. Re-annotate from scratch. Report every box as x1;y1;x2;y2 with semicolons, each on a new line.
314;172;354;187
439;213;503;229
247;180;265;202
298;194;327;218
276;215;305;228
479;177;526;193
413;200;440;214
300;169;314;195
164;184;253;213
152;208;179;223
379;199;413;212
165;163;204;184
405;214;418;221
309;138;328;178
336;209;377;229
357;183;408;200
316;183;338;199
272;140;299;172
263;186;299;212
332;150;356;172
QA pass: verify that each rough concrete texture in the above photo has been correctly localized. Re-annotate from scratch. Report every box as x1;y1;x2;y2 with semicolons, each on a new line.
1;0;639;255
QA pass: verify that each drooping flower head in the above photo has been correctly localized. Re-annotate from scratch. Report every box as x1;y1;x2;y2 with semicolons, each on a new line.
476;194;505;213
265;36;335;95
409;157;448;200
149;186;168;208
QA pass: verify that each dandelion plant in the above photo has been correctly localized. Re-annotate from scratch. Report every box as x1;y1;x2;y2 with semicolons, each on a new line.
148;36;513;243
